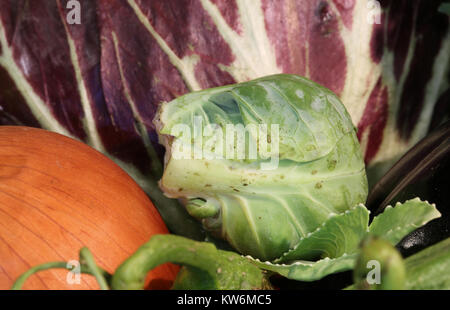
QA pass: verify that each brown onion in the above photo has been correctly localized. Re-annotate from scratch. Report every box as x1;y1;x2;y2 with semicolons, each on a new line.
0;126;178;289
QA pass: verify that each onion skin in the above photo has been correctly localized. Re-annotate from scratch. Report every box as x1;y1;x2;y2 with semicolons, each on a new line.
0;126;178;289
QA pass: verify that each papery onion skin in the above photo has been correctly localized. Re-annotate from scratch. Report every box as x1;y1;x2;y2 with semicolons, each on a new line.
0;126;178;290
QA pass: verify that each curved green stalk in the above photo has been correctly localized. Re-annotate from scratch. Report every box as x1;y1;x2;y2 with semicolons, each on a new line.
12;262;69;290
11;249;112;290
111;234;270;290
79;247;110;290
353;236;406;290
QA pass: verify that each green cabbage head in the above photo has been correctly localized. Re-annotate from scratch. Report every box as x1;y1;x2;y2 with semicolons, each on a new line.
154;74;368;261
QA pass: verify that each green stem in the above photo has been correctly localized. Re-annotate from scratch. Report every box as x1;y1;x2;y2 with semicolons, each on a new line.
80;247;110;290
111;235;219;289
110;234;269;290
353;236;406;290
12;262;68;290
11;249;112;290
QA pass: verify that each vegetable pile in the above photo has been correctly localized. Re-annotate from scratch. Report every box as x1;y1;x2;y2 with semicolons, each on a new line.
4;75;449;290
0;0;448;235
0;0;449;291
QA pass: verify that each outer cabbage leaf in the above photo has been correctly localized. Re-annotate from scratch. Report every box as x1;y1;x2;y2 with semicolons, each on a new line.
248;253;357;282
369;198;442;245
157;74;355;163
275;204;369;263
248;199;440;281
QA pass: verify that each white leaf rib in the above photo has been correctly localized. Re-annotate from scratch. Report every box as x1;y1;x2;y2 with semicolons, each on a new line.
111;31;163;177
199;0;281;81
0;20;71;136
233;194;266;259
127;0;201;92
57;0;105;151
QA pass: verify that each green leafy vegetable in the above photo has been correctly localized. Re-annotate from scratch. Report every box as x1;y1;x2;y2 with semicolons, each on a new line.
154;74;442;283
155;74;368;261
